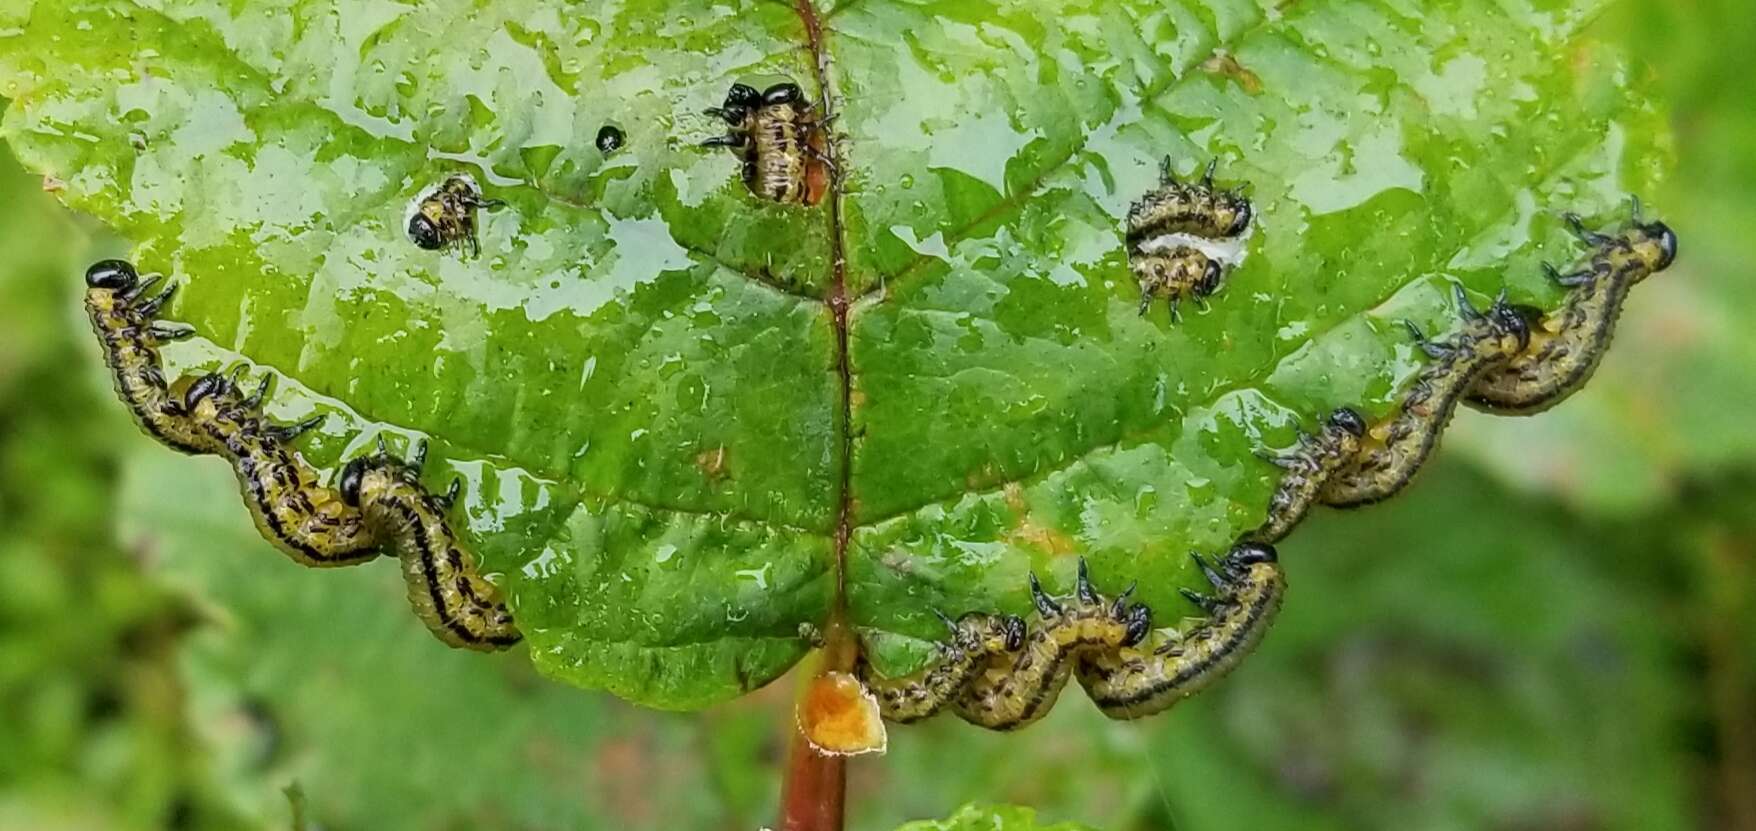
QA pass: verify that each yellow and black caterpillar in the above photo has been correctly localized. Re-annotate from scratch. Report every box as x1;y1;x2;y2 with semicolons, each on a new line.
1321;284;1530;507
1467;203;1677;414
85;260;204;454
83;259;518;651
180;371;378;567
1075;543;1284;719
339;443;522;651
950;560;1153;731
858;612;1026;724
1125;160;1254;321
1251;408;1366;543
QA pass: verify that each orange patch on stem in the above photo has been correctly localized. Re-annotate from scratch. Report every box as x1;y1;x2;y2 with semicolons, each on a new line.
797;671;886;756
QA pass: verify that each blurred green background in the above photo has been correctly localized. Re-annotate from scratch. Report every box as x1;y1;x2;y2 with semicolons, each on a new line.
2;2;1752;829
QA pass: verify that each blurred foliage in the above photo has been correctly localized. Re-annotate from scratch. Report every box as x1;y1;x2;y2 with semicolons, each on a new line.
1;0;1754;830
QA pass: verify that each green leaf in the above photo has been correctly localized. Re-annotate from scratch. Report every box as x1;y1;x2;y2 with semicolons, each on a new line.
0;0;1668;707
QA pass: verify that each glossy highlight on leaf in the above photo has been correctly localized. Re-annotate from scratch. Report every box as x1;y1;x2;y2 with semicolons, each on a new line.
0;0;1668;709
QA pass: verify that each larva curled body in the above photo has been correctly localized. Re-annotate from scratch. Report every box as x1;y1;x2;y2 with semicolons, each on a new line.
1076;543;1284;719
180;372;378;567
1125;159;1253;244
951;560;1152;731
1249;408;1366;543
1466;207;1678;414
857;613;1026;724
339;447;521;651
84;260;203;454
1320;285;1530;508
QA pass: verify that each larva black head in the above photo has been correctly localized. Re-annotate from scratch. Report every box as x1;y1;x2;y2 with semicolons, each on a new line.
762;82;804;106
1225;200;1253;237
1328;407;1367;438
1195;259;1225;297
1119;602;1153;648
86;259;139;290
407;214;445;250
338;456;370;507
722;83;762;111
595;125;625;155
1487;291;1532;352
1640;220;1678;271
1228;542;1278;568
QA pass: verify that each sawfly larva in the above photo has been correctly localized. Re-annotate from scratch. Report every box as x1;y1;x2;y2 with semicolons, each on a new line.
1125;159;1253;244
702;81;833;206
1467;201;1678;414
339;443;521;651
857;612;1027;724
1076;543;1284;719
1125;160;1254;321
407;174;504;257
1250;408;1366;543
180;371;378;567
1321;284;1530;508
952;559;1152;731
84;259;203;453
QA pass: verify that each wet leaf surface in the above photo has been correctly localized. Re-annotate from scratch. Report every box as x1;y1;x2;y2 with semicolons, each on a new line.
0;0;1668;706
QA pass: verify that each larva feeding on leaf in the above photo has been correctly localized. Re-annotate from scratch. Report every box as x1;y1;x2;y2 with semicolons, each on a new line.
1320;284;1530;508
179;371;379;567
951;559;1153;731
702;81;833;206
84;259;204;454
406;174;504;258
1467;201;1678;414
339;444;522;651
1249;408;1367;543
1075;543;1284;719
857;612;1027;724
1126;160;1254;321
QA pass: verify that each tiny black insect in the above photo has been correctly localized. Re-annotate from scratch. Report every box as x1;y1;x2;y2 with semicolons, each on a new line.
407;174;505;257
339;441;521;651
1321;284;1530;508
1467;200;1678;414
952;559;1152;731
701;81;832;205
1076;543;1285;719
596;125;625;155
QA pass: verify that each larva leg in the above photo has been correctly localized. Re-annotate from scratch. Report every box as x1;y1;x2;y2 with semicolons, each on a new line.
83;259;207;454
1321;284;1530;508
1467;203;1678;414
339;449;521;650
952;559;1151;731
1076;543;1285;719
1249;407;1365;543
181;373;379;567
858;612;1026;724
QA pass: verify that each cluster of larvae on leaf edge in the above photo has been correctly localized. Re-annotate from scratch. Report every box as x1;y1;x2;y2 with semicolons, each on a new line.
859;199;1677;729
83;259;520;652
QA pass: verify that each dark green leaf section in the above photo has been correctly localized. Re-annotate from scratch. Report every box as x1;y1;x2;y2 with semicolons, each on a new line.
0;0;1667;700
